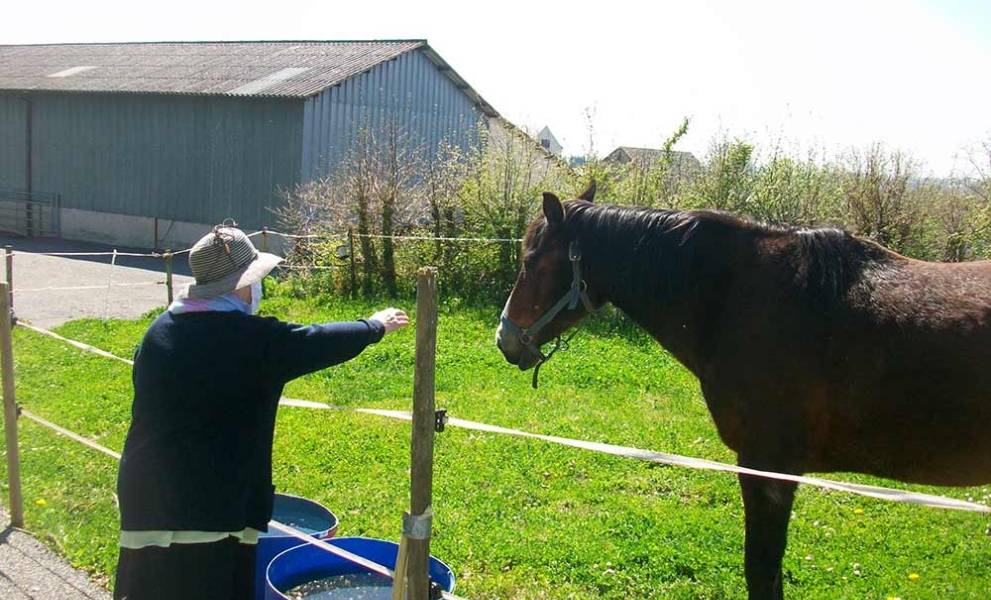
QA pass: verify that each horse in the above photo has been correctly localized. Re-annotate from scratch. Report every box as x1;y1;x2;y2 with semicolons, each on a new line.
495;182;991;599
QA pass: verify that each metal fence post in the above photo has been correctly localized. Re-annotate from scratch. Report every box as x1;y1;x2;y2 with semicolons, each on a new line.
0;282;24;528
4;246;12;309
261;227;269;253
164;250;174;306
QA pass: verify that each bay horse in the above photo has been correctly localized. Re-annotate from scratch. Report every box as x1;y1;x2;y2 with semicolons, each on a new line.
495;182;991;599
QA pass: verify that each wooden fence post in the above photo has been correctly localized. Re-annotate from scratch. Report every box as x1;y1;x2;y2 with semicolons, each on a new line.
5;246;12;309
164;250;174;306
348;228;358;299
0;282;24;528
261;227;269;253
408;267;438;600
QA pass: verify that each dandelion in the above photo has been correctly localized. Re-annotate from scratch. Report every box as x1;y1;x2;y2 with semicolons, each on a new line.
853;508;864;515
908;573;921;581
34;498;47;507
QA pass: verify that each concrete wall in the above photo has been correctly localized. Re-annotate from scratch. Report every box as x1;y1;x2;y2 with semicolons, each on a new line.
0;200;26;236
60;207;290;255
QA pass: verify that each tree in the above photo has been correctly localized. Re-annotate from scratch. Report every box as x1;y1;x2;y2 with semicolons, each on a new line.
840;145;921;254
680;136;755;213
459;121;571;288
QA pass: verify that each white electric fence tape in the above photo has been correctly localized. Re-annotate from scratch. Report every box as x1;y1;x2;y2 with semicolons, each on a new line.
253;522;465;600
17;320;135;365
19;408;121;460
282;406;990;513
17;322;991;514
16;406;463;600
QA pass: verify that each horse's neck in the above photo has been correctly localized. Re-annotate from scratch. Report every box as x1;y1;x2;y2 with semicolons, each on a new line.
579;217;726;375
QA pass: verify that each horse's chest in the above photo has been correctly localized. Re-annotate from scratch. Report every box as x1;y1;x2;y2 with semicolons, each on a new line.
699;368;819;461
698;382;748;454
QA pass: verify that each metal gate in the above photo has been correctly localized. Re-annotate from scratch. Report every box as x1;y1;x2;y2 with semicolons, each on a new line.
0;188;61;237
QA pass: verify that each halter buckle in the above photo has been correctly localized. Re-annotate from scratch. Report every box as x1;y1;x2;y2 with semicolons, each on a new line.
569;241;582;262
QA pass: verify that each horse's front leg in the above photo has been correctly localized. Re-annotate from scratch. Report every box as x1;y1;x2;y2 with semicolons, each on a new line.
738;469;798;600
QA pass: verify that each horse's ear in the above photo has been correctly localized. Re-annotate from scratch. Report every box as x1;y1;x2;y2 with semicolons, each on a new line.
578;180;596;202
542;192;564;224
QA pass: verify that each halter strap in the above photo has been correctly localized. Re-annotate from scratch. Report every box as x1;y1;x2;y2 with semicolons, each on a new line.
500;240;595;387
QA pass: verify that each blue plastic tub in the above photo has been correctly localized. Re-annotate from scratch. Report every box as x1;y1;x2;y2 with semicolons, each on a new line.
255;493;339;599
265;537;455;599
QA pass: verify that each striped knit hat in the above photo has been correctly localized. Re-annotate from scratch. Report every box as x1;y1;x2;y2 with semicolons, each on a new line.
184;224;283;299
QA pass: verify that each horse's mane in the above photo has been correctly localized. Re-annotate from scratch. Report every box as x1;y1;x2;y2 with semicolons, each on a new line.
559;201;887;305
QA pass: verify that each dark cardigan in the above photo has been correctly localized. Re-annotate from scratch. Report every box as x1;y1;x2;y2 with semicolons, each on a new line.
117;310;384;532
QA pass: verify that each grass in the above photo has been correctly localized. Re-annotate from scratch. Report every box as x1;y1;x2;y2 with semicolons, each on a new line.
3;290;991;598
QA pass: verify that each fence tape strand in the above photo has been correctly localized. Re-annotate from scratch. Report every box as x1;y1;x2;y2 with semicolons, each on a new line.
351;232;522;243
14;281;163;294
16;402;463;599
17;320;135;366
19;322;990;514
10;250;165;258
8;229;520;260
277;401;991;513
265;522;463;599
20;409;122;460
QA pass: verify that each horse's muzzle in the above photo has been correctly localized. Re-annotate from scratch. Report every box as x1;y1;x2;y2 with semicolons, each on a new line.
495;324;540;371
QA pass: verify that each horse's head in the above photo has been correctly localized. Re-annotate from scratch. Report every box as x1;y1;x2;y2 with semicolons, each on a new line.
496;182;600;372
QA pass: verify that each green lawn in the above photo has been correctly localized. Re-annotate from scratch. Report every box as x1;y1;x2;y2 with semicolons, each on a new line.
3;289;990;598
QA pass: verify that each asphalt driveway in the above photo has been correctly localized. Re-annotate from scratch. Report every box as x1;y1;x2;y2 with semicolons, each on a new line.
1;234;194;329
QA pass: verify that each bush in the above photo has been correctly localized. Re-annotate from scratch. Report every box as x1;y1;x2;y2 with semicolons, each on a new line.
274;121;991;304
275;119;573;303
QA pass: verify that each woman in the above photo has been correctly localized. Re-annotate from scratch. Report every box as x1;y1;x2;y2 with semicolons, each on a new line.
114;224;408;599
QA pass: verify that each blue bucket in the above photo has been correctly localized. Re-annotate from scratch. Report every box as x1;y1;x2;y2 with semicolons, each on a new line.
264;537;456;599
255;493;339;599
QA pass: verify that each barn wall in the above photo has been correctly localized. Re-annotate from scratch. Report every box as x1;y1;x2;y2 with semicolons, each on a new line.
301;48;483;180
0;93;303;233
0;94;28;191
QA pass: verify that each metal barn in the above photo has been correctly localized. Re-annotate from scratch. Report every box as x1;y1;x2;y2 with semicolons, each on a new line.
0;41;498;248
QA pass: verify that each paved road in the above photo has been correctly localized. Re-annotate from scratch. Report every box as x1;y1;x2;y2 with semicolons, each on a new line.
0;511;109;600
1;234;194;328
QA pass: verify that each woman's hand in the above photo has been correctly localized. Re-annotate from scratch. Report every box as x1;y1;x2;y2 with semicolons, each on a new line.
368;307;410;334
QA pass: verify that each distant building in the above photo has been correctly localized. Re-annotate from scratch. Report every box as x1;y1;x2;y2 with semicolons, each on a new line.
536;126;563;156
603;146;701;176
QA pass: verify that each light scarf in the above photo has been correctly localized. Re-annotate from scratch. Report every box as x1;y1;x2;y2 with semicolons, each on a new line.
168;281;261;315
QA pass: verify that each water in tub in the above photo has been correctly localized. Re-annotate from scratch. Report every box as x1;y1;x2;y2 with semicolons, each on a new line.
285;572;396;599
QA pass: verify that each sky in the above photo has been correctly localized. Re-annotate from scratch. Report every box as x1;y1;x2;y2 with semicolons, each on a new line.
3;0;990;176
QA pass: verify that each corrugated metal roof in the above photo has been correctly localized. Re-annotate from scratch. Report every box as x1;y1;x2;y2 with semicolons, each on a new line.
0;40;431;98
